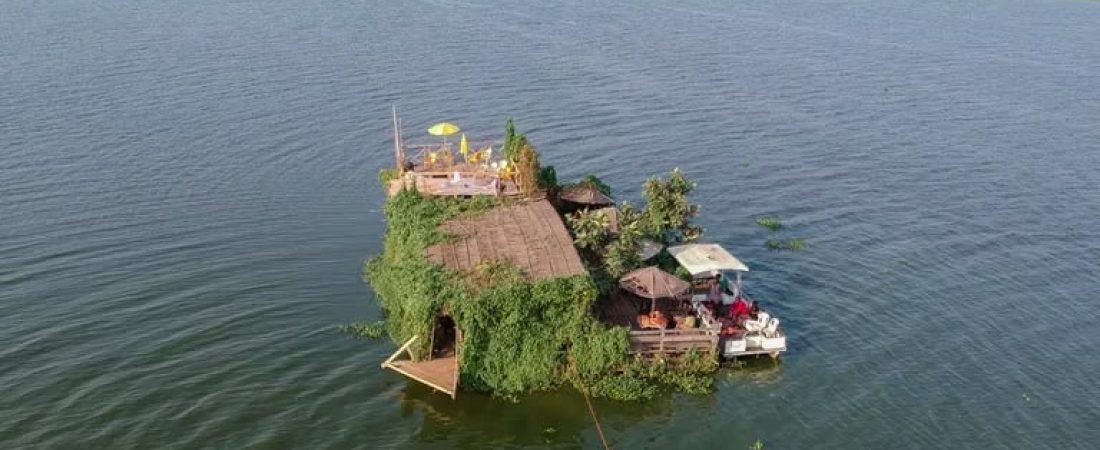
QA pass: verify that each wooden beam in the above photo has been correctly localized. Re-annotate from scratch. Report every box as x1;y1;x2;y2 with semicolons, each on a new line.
382;336;418;368
393;106;401;174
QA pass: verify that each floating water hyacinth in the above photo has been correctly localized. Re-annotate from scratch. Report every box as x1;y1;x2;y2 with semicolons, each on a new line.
756;216;782;231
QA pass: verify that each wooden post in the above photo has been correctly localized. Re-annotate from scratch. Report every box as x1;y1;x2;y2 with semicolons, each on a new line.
659;328;665;354
452;328;462;400
382;336;418;368
428;319;437;361
392;106;404;174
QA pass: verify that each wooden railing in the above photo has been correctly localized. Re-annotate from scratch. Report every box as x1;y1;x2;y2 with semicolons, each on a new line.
628;327;719;357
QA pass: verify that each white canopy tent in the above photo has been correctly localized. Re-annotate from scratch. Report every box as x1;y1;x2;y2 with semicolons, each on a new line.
667;243;749;275
667;243;749;301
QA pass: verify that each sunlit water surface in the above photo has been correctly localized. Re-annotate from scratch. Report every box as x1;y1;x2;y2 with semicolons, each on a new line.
2;0;1099;448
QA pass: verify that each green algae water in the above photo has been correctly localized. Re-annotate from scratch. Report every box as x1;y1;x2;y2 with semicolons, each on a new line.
2;0;1099;448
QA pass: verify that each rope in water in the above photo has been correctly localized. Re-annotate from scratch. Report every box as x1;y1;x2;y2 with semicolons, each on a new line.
582;389;611;450
566;354;611;450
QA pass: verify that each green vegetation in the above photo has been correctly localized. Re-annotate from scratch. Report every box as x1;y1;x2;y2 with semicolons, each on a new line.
364;190;498;358
565;209;612;254
366;188;714;400
563;169;701;280
765;238;807;251
364;122;718;400
785;238;807;251
641;168;703;245
602;201;643;278
502;118;528;163
577;174;612;196
378;168;400;187
755;215;782;231
758;215;806;251
750;439;765;450
339;320;387;339
538;166;558;190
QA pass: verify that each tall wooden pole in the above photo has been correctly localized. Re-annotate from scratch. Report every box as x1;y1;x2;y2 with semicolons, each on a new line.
392;106;402;174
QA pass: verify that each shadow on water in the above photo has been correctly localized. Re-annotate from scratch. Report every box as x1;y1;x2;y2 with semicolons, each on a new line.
721;357;785;385
394;382;685;448
391;358;783;447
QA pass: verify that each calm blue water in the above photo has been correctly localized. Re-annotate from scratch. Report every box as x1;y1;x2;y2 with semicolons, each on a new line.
2;0;1099;448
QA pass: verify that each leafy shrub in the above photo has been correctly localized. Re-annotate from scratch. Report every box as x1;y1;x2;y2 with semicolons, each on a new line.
538;166;558;190
378;168;400;187
577;174;612;196
641;168;703;244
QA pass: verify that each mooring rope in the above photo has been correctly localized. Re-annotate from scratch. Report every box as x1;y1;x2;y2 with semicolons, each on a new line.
582;389;611;450
566;354;611;450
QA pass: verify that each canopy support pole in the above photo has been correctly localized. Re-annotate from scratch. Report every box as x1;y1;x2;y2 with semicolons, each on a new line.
392;106;404;175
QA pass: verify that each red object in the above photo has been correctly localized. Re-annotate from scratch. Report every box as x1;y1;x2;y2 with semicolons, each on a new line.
730;298;751;318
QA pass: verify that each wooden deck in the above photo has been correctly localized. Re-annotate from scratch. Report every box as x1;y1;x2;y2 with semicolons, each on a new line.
381;336;459;398
599;290;720;359
387;163;522;198
388;174;520;198
425;199;586;281
385;357;458;398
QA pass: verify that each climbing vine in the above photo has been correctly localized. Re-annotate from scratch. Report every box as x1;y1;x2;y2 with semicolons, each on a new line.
364;123;719;401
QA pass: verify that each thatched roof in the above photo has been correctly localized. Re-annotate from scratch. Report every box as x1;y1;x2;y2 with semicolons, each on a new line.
667;243;749;275
425;200;587;281
559;184;614;206
618;266;690;299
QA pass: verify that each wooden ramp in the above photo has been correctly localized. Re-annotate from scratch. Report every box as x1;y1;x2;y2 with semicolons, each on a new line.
381;336;458;399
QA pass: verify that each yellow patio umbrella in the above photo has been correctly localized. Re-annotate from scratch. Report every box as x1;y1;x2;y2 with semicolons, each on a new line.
427;122;460;150
459;133;469;162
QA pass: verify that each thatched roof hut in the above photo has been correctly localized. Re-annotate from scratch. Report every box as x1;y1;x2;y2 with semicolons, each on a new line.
559;184;614;207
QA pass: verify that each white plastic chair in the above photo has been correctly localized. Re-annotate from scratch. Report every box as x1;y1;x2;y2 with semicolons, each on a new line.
763;318;780;338
743;319;764;333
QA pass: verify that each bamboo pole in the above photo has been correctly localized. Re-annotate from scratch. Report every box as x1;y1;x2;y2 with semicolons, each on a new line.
382;336;418;367
452;328;462;400
428;319;437;361
393;106;401;174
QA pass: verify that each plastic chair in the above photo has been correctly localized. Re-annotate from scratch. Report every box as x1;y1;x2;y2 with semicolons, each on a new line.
763;318;780;338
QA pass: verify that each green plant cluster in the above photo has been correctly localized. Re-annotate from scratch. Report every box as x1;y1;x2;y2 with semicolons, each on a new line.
755;216;782;231
576;174;612;196
580;349;716;401
757;215;806;251
563;169;702;281
641;168;703;245
765;238;807;251
339;320;387;339
364;190;498;358
364;122;718;401
366;187;716;400
378;168;400;187
502;118;527;163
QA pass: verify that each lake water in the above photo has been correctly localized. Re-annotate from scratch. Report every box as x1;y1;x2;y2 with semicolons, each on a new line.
2;0;1099;448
